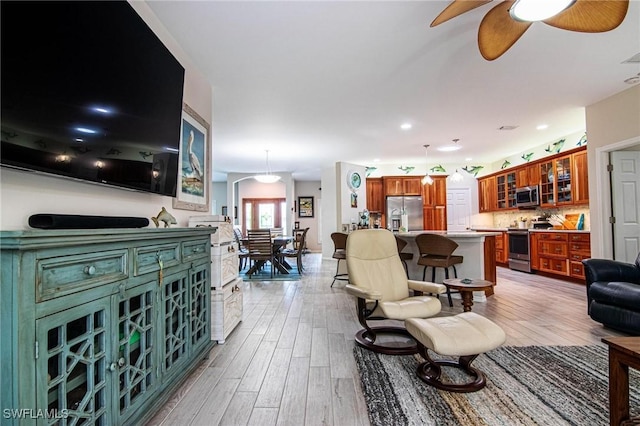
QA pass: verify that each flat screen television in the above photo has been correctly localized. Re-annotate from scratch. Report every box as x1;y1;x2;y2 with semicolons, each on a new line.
1;1;185;197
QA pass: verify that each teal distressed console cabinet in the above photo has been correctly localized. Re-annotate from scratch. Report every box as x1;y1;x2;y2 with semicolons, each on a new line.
0;228;216;425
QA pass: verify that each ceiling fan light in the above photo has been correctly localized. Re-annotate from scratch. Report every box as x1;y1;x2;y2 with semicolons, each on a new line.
510;0;575;22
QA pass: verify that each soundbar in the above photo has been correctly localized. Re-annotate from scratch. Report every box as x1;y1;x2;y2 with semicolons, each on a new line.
29;214;149;229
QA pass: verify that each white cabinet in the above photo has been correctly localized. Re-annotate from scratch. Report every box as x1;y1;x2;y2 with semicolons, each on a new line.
189;216;243;344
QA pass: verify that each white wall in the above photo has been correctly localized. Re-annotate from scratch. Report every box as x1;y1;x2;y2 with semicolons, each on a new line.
320;166;338;258
586;84;640;258
336;162;367;228
211;182;227;215
0;1;213;230
294;181;322;252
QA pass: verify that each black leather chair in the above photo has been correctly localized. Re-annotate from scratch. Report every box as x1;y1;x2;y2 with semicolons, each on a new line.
582;252;640;335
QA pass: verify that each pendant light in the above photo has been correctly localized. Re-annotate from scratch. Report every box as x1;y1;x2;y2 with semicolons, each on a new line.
421;144;433;185
448;139;464;182
450;169;464;183
254;150;281;183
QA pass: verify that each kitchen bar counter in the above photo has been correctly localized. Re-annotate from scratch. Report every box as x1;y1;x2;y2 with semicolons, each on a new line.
395;230;499;304
528;229;590;233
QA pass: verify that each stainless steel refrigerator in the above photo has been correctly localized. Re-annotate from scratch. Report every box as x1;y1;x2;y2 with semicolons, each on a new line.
386;196;423;231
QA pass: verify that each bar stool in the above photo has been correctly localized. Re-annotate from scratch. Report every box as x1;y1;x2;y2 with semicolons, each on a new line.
415;233;463;307
395;236;413;277
330;232;349;287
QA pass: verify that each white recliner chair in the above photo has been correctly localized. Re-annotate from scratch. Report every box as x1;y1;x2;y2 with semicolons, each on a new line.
345;229;446;355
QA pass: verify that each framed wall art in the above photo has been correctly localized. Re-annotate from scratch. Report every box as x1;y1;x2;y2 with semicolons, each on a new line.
298;196;314;218
173;103;210;211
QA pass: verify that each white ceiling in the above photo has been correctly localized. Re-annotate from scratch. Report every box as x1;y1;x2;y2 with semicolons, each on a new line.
147;1;640;181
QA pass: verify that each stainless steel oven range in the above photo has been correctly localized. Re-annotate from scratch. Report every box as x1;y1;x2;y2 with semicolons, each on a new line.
507;228;532;273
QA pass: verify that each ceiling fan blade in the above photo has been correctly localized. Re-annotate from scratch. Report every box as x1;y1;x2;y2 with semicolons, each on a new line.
543;0;629;33
478;1;532;60
430;0;492;27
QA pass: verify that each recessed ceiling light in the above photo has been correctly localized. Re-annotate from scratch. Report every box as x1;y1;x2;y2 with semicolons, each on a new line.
437;146;461;152
373;158;381;163
465;157;472;161
400;123;412;130
537;124;548;130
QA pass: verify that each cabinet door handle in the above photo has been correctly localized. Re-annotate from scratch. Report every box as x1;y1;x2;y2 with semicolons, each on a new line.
84;265;96;275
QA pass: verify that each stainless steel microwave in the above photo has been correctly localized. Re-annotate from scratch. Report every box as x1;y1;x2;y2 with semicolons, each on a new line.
515;186;540;208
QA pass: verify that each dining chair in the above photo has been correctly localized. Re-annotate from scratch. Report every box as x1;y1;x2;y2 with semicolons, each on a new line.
247;229;275;278
279;227;309;273
415;233;464;307
233;227;250;271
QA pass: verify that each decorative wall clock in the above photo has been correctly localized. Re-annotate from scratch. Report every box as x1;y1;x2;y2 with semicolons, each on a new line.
347;171;362;191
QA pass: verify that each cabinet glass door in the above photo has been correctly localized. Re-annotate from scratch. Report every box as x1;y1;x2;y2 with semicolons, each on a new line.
506;172;516;208
116;282;156;420
555;156;572;204
189;263;211;353
36;299;111;425
162;270;189;376
540;161;555;205
496;175;507;209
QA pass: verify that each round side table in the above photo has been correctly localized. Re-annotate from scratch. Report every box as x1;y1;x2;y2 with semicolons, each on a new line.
442;278;494;312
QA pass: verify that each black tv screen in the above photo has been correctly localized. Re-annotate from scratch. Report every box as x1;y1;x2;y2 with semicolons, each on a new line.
1;1;185;196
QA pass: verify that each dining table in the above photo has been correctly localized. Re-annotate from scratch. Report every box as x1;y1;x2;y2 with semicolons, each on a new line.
242;235;294;275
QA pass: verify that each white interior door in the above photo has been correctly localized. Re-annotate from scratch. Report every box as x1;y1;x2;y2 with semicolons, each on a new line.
446;188;471;231
611;151;640;263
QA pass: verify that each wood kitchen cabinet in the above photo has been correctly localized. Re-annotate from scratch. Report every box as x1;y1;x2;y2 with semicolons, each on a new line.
537;232;569;276
366;178;384;212
477;146;586;212
530;231;591;281
571;150;589;204
496;171;516;209
568;232;591;279
540;153;574;207
478;176;497;212
475;229;508;264
383;176;422;196
516;164;541;187
423;176;447;230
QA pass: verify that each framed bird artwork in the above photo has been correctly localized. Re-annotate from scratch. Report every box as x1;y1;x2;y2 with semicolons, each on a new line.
173;103;210;211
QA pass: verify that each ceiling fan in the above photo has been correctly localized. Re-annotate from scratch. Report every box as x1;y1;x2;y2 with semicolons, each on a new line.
431;0;629;60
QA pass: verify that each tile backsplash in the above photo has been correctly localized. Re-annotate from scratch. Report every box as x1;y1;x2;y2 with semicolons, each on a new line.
493;206;590;229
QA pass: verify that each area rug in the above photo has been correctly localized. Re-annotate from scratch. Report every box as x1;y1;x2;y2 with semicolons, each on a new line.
354;345;640;426
240;264;302;281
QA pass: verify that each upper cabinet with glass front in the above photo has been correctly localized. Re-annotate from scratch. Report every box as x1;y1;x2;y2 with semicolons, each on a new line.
478;146;587;212
540;153;576;207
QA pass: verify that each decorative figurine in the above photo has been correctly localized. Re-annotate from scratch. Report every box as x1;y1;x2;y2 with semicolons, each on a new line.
151;207;177;228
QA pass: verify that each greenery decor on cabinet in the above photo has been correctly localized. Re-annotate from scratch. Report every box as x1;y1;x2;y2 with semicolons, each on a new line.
0;227;216;426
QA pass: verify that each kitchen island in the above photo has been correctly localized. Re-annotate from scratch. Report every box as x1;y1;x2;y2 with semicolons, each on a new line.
395;230;501;303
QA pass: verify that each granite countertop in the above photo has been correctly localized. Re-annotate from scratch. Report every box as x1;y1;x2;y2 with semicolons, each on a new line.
469;227;589;233
397;230;502;238
528;228;590;233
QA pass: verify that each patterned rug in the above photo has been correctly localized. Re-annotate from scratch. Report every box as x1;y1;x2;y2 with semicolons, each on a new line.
354;345;640;425
240;264;302;281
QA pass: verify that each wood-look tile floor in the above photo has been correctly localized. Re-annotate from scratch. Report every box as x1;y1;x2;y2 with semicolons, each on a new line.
146;253;626;426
